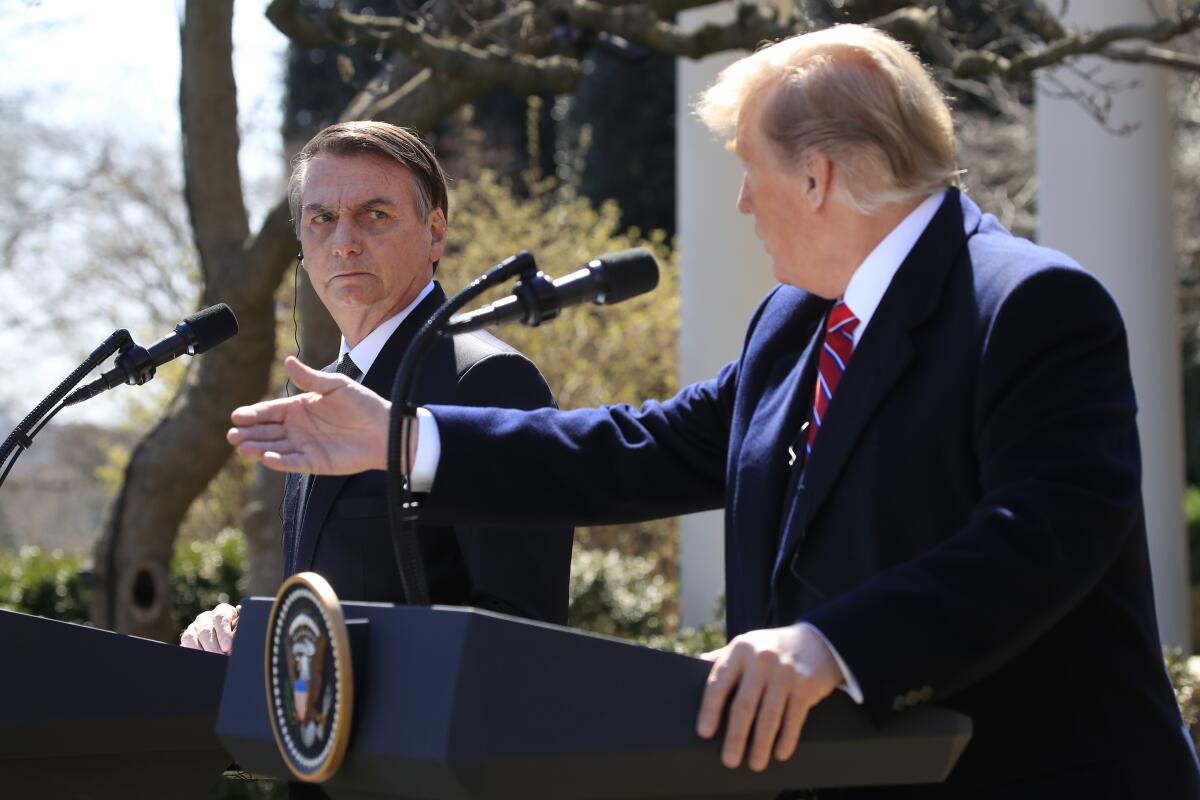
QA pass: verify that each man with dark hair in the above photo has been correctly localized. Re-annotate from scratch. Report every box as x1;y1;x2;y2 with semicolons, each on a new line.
183;121;572;653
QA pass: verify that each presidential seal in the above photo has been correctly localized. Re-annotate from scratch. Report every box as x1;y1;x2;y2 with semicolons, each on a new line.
264;572;354;782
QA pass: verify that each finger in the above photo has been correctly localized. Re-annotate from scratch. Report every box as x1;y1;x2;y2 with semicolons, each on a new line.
747;670;791;771
774;684;813;762
214;605;235;653
230;398;291;427
722;652;772;769
181;626;198;649
227;423;290;446
284;356;350;394
696;647;739;738
197;625;221;653
260;449;318;474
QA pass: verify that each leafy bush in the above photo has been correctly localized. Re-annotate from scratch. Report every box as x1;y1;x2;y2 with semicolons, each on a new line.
1;531;721;654
171;528;248;632
0;546;90;624
0;530;247;633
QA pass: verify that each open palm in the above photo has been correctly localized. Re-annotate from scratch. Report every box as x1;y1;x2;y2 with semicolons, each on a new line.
227;356;392;475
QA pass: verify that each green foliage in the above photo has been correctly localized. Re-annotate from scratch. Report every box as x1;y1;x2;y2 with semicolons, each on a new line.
0;546;90;624
0;531;247;633
1186;485;1200;583
171;528;248;632
441;169;679;411
1165;647;1200;749
439;168;683;615
569;547;724;655
570;547;672;639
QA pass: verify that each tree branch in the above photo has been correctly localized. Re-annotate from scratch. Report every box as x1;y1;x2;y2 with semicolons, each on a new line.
1099;42;1200;73
564;0;797;59
266;0;579;90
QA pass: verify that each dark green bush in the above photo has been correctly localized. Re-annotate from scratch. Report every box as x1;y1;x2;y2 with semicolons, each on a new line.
171;527;248;632
0;546;90;624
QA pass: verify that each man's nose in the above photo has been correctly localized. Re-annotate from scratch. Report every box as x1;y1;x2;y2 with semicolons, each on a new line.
331;217;361;257
736;175;752;214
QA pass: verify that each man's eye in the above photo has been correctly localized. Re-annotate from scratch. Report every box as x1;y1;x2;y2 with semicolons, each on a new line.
368;210;387;220
312;213;332;224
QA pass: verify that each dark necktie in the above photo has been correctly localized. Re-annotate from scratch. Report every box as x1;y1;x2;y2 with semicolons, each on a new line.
805;299;859;460
333;353;362;382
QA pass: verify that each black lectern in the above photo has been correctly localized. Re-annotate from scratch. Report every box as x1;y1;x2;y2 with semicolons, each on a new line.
219;598;971;799
0;608;231;799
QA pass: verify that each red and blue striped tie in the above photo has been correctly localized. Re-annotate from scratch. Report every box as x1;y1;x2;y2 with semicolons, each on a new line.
805;299;860;461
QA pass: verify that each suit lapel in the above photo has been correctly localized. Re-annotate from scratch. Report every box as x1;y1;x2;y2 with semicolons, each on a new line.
292;284;448;573
773;190;978;584
723;292;828;623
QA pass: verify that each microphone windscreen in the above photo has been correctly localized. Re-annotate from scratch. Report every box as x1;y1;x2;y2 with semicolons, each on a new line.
594;248;659;305
184;304;239;354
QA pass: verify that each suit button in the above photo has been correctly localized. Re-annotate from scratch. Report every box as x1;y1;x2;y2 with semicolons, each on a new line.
892;695;907;712
919;685;933;702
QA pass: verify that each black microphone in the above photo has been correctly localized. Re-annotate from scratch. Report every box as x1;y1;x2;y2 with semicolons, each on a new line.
62;304;239;406
443;248;659;335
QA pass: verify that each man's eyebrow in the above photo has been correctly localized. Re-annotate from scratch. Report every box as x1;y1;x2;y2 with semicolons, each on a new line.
302;197;399;214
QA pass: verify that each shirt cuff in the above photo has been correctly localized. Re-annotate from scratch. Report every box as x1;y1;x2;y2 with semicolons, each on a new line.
411;407;441;493
799;622;863;704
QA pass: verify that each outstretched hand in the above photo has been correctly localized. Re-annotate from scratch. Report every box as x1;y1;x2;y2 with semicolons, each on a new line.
227;356;392;475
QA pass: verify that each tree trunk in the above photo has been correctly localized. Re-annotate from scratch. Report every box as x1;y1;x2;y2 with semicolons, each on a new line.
89;1;295;638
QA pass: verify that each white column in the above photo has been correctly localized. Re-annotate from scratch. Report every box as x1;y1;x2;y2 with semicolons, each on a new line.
676;4;775;628
1035;2;1189;647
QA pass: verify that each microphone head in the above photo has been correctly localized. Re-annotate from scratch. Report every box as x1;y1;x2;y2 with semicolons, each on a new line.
590;248;659;305
181;303;239;354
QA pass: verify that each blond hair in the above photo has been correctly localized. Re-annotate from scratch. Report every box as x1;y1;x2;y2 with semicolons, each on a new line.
698;24;958;214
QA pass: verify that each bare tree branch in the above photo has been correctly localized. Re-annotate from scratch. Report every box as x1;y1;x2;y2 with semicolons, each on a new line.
266;0;1200;89
266;0;579;89
1101;42;1200;73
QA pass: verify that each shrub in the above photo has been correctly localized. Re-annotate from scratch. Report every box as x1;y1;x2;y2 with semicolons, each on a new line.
0;546;90;624
171;528;248;632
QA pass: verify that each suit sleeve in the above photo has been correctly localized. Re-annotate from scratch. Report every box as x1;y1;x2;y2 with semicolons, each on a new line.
419;358;737;529
804;266;1144;721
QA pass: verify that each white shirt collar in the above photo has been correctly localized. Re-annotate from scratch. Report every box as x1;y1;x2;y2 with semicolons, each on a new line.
842;189;946;345
338;281;435;380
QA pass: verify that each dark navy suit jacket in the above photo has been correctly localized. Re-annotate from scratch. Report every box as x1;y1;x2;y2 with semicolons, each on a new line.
419;192;1199;797
282;284;572;624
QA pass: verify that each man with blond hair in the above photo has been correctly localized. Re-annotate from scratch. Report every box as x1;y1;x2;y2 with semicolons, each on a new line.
227;27;1200;796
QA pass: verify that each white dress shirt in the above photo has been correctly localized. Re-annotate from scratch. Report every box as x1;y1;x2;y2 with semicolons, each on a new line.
339;281;435;379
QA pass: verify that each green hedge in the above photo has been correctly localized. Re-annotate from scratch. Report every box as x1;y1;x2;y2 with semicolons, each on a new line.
0;531;722;653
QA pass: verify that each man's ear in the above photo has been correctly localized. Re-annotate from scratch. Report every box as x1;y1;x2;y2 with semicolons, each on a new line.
427;208;448;263
802;151;834;211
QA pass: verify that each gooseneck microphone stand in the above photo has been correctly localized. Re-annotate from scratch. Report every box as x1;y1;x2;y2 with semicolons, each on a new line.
385;252;551;604
0;328;136;489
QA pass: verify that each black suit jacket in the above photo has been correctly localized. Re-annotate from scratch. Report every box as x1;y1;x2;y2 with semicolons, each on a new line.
419;191;1200;797
281;284;572;624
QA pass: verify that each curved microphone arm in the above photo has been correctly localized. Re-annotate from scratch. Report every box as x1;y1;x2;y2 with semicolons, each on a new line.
384;252;538;605
0;328;134;490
